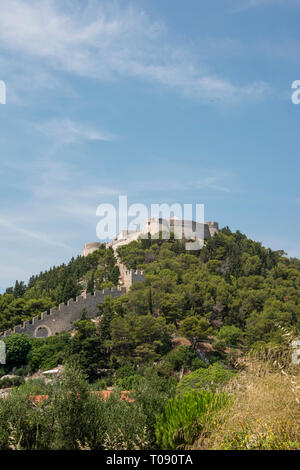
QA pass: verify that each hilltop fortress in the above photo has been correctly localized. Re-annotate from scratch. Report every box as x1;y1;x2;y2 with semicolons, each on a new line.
1;217;218;339
82;218;219;254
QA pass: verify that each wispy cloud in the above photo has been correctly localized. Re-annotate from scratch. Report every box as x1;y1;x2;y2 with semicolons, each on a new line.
201;175;232;193
0;155;123;285
36;118;115;145
233;0;300;10
0;0;271;105
0;216;73;250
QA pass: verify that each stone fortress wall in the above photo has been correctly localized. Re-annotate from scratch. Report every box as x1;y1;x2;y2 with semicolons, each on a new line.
0;254;145;340
108;218;219;251
1;217;218;339
1;286;127;339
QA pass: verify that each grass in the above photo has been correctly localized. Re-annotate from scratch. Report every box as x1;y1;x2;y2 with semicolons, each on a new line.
191;348;300;450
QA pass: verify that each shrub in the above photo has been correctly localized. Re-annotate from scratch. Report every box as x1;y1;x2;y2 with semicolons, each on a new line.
0;388;54;449
155;390;229;449
162;346;204;372
134;368;177;448
0;376;24;389
4;334;31;367
176;363;235;394
89;379;107;391
217;326;244;346
27;333;70;372
52;363;90;450
193;354;300;450
101;392;149;450
13;366;30;377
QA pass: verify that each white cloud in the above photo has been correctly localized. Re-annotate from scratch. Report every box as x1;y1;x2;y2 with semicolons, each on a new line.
201;175;232;193
36;118;115;145
233;0;300;10
0;216;73;250
0;0;271;104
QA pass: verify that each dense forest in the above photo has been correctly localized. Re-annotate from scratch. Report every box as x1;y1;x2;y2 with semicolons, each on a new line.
1;227;300;450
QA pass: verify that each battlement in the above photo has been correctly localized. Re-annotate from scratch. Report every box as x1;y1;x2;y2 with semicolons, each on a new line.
206;221;219;237
0;266;145;339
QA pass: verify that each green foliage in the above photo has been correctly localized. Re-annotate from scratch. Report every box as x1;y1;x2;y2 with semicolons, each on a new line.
18;378;52;395
180;317;213;348
27;333;70;372
114;362;141;389
4;334;31;366
155;390;229;449
176;363;235;394
0;376;24;389
109;313;173;366
217;325;244;345
52;363;90;449
0;227;300;450
134;368;177;448
68;318;105;380
0;362;156;450
0;387;54;450
158;346;207;376
100;392;149;450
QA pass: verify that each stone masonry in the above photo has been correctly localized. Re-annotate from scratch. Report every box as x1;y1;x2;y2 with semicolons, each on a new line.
0;260;145;339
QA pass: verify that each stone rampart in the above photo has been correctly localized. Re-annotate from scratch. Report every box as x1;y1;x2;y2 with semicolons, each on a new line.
1;286;127;339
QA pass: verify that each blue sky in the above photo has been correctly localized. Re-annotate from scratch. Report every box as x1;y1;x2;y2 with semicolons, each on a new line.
0;0;300;290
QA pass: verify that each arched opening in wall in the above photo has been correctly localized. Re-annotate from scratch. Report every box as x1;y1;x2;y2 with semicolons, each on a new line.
34;326;51;338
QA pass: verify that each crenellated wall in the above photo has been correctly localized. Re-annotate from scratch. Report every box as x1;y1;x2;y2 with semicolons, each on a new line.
122;270;146;291
1;265;145;339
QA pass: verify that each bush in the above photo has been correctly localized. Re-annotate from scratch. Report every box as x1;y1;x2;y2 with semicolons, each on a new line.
134;368;177;448
212;338;227;353
4;334;31;367
100;392;149;450
18;378;51;395
176;363;235;394
0;376;24;389
0;362;165;450
115;375;142;390
52;363;90;450
0;390;53;450
89;379;107;391
217;326;244;346
155;390;229;449
27;333;70;372
162;346;204;373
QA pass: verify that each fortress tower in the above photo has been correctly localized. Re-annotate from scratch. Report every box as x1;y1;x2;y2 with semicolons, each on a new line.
82;242;101;257
206;221;219;237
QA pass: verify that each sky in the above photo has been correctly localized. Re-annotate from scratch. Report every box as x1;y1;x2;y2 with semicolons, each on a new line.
0;0;300;290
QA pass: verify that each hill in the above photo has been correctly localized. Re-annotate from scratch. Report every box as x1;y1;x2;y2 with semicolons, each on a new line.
0;227;300;450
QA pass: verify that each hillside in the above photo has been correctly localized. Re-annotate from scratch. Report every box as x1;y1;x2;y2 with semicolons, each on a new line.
2;226;300;346
0;227;300;450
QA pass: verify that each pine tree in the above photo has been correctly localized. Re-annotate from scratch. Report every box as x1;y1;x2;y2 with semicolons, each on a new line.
62;277;79;303
87;271;95;295
148;287;153;314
